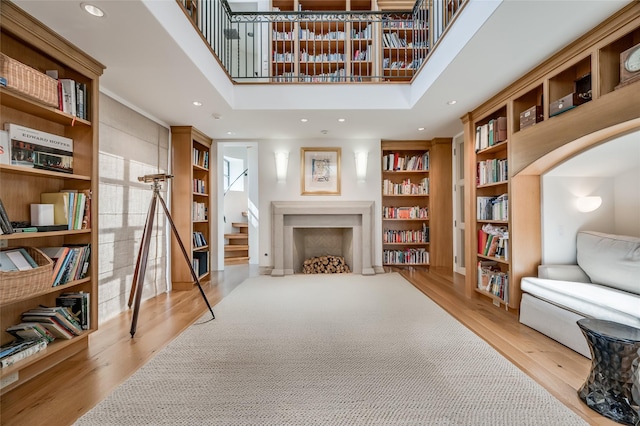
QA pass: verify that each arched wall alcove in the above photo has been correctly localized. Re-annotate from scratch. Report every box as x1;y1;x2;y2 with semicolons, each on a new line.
516;117;640;265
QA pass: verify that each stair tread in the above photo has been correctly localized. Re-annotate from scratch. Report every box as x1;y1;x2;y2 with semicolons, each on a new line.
232;222;248;228
224;245;249;251
225;234;248;239
225;256;250;265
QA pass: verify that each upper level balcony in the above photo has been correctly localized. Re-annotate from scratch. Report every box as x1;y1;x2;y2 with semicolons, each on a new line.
178;0;466;83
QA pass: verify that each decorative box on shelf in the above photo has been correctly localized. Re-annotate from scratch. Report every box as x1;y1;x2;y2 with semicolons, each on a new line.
0;52;58;107
519;105;543;129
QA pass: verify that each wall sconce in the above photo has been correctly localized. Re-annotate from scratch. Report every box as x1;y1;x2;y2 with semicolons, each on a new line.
354;151;368;181
274;151;289;183
576;196;602;213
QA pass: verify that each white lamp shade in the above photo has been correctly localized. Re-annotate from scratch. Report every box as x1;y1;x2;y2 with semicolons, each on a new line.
576;196;602;213
275;151;289;182
354;151;368;181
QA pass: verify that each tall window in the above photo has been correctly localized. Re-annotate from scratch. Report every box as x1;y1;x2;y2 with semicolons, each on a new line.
223;158;231;191
223;156;245;193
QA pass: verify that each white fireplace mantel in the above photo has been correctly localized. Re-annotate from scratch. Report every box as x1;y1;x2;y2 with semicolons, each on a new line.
271;201;376;276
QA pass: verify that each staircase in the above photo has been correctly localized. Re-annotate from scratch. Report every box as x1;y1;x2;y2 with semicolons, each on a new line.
224;222;249;265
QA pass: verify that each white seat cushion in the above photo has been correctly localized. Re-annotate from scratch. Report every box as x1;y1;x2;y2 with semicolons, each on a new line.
521;277;640;328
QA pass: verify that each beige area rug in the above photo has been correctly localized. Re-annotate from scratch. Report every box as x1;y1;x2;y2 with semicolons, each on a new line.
75;273;586;425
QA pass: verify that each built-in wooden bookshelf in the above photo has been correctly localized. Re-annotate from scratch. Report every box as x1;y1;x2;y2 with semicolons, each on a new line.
270;0;376;82
170;126;212;291
462;1;640;311
380;12;428;81
0;1;104;394
381;139;452;269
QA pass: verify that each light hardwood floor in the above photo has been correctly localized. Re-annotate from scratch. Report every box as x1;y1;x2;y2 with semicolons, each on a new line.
0;266;617;426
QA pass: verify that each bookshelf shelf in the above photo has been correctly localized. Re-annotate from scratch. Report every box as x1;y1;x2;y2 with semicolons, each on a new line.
0;332;89;380
0;88;92;127
0;165;91;181
0;229;92;240
0;1;103;395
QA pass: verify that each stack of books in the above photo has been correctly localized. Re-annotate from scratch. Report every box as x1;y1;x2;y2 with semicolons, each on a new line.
0;338;48;368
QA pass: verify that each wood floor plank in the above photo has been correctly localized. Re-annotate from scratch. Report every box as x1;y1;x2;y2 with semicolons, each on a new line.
0;266;618;425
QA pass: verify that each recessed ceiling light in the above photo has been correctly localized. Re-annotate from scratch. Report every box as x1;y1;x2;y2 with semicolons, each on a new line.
81;3;105;17
212;114;222;120
338;118;346;122
226;131;234;135
447;100;457;105
418;127;425;131
193;101;203;107
300;118;308;122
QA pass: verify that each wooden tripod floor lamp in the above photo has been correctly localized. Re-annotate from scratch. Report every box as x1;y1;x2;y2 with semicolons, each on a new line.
128;174;215;337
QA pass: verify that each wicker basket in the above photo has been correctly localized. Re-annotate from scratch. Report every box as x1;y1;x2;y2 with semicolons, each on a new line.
0;247;54;305
0;53;58;107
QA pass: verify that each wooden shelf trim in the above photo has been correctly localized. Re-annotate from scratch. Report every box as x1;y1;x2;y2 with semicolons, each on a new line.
0;229;91;241
0;164;91;181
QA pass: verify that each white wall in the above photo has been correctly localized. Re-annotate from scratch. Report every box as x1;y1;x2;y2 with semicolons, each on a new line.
98;93;170;323
615;167;640;237
542;176;622;264
257;138;382;270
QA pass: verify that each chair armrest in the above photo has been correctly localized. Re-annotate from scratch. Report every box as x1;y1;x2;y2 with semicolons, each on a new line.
537;264;591;283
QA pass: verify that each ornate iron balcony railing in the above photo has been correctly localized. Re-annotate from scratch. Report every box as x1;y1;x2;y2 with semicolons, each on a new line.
179;0;465;83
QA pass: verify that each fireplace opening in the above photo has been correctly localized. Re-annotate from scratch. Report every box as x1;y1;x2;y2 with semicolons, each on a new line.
293;227;353;274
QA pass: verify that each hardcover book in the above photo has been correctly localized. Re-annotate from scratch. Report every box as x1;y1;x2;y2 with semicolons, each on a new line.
4;123;73;174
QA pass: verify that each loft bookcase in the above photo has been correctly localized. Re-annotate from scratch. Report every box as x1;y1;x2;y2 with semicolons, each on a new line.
0;1;104;393
463;2;640;311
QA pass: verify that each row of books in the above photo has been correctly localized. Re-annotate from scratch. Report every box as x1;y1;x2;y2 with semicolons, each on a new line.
299;29;346;40
3;123;74;174
193;231;208;248
383;248;429;265
477;194;508;221
56;78;88;121
383;225;429;244
193;148;209;169
192;251;208;277
0;338;47;368
193;178;207;194
382;33;408;48
475;117;507;152
383;178;429;195
477;158;508;186
300;52;345;62
41;190;91;230
0;198;13;234
383;206;428;219
353;46;372;61
352;25;373;39
41;244;91;286
478;230;508;259
383;152;429;171
477;261;509;303
193;202;207;221
478;224;509;260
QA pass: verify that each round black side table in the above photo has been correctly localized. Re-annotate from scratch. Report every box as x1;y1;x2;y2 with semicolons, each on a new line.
577;318;640;425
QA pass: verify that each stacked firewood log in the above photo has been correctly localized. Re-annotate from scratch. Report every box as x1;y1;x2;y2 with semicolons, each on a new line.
302;255;351;274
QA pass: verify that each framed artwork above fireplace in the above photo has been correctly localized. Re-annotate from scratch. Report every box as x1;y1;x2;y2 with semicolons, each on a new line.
301;147;341;195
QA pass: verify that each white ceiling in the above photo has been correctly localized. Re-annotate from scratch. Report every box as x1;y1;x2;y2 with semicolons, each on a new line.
10;0;633;143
